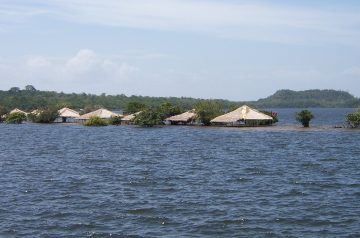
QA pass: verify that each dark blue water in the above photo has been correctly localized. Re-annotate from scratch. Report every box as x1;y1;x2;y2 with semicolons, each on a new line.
1;109;359;237
272;108;354;127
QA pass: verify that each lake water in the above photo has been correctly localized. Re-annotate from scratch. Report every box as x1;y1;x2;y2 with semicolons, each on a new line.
1;108;359;237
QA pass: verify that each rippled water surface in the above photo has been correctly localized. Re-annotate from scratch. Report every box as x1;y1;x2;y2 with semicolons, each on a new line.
1;109;360;237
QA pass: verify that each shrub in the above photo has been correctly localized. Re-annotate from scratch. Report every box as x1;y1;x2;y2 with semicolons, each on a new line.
126;102;147;114
29;107;59;123
261;110;279;123
195;101;222;126
5;112;27;124
0;106;9;122
134;108;162;127
346;108;360;128
109;116;122;125
296;110;314;127
158;102;182;120
27;112;38;122
85;116;108;126
0;105;9;122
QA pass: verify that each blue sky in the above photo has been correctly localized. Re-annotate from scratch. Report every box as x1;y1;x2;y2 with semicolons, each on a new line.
1;0;360;100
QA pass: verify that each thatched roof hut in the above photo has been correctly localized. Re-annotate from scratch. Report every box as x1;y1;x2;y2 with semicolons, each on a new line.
211;105;273;126
58;108;80;118
121;111;142;125
55;108;80;123
78;108;119;121
165;110;197;125
10;108;28;115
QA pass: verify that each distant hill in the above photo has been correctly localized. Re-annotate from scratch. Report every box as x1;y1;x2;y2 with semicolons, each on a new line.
0;87;359;113
254;89;359;108
0;86;238;112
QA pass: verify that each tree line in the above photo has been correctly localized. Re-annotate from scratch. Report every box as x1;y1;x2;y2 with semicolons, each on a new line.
0;86;240;114
1;86;359;119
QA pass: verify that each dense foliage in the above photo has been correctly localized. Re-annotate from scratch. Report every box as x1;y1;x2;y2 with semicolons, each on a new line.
195;101;222;126
0;105;9;122
157;102;182;120
346;108;360;128
260;110;279;123
131;102;183;127
28;107;59;123
1;87;358;118
296;110;314;127
257;89;359;108
5;112;27;124
109;116;122;125
0;86;238;112
126;102;147;114
134;108;163;127
84;116;108;126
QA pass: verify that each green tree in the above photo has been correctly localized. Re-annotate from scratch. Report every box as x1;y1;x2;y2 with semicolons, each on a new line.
126;102;147;114
195;101;222;126
24;85;37;91
296;110;314;127
29;107;59;123
134;108;162;127
84;116;108;126
0;105;9;122
158;102;182;120
8;87;20;93
5;112;27;124
346;108;360;128
109;116;122;125
56;102;72;109
261;110;279;123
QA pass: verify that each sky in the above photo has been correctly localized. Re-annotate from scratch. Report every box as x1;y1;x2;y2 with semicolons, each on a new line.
1;0;360;101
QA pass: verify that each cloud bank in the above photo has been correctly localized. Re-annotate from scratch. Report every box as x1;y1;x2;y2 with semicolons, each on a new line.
1;49;359;100
0;49;138;94
1;0;360;45
1;1;360;99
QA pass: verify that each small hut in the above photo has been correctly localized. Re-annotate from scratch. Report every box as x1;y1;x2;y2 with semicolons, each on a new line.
121;111;142;125
211;105;273;127
54;107;80;123
9;108;28;115
165;110;197;125
77;108;119;123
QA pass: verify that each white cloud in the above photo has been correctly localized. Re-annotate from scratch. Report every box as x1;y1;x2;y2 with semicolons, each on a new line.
65;49;98;73
0;49;139;93
62;49;139;84
1;0;360;45
2;52;360;99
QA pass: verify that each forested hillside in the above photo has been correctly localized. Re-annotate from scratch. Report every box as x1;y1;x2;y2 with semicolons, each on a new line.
256;89;359;108
0;86;239;112
0;86;358;114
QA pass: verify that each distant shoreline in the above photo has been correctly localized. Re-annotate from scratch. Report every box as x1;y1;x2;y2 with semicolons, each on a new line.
1;87;359;111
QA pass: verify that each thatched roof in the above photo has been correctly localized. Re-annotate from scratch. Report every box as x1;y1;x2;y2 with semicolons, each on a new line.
78;108;119;120
121;111;142;121
165;110;197;122
10;108;27;115
211;105;273;123
58;108;80;118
